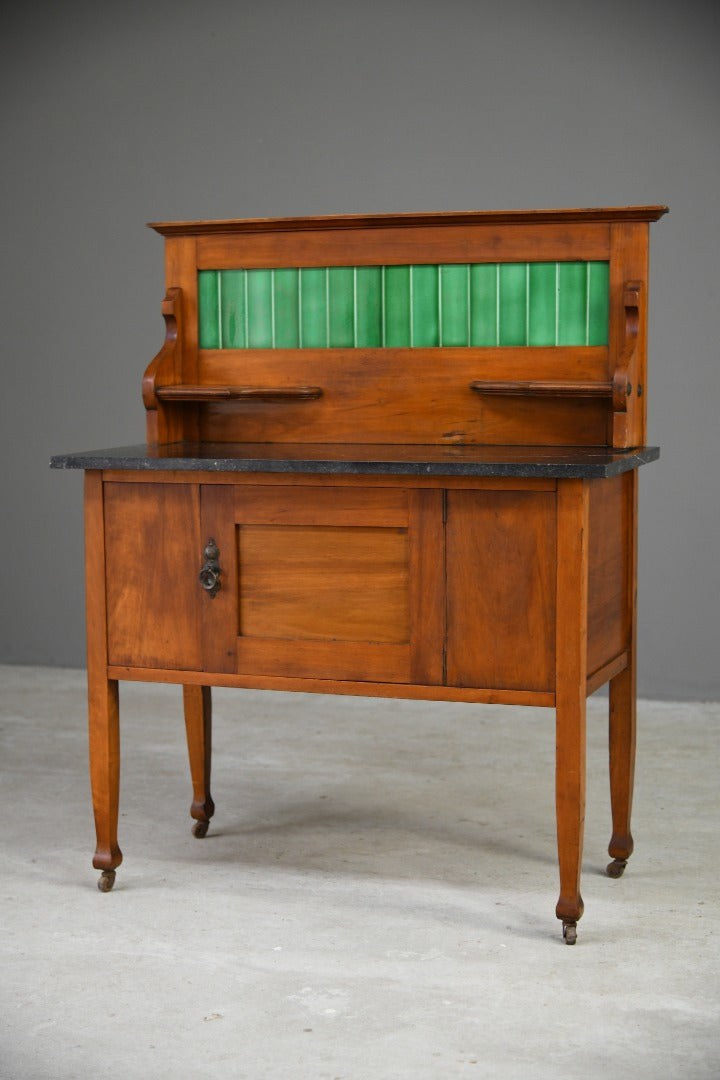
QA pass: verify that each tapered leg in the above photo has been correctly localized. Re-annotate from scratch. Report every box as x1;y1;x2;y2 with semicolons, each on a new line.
88;675;122;890
555;479;589;944
555;692;587;943
607;663;636;876
607;469;638;878
183;685;215;837
85;470;122;892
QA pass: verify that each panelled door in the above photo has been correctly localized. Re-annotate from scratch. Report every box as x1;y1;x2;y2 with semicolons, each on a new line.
104;481;204;671
103;478;558;692
201;484;444;685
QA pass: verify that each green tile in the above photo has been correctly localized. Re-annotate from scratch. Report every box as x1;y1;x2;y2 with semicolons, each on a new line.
219;270;246;348
273;268;300;348
300;268;328;347
440;265;469;346
354;266;382;347
469;264;498;346
557;262;587;345
411;264;439;347
383;266;411;346
498;263;528;345
198;270;220;349
328;266;354;347
587;261;609;345
246;269;273;348
528;263;557;346
199;260;609;349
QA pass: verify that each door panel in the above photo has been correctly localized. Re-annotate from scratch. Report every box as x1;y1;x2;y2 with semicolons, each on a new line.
446;490;556;691
104;482;203;670
201;485;444;685
238;524;410;643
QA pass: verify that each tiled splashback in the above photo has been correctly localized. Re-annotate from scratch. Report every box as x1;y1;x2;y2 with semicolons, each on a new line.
198;262;609;349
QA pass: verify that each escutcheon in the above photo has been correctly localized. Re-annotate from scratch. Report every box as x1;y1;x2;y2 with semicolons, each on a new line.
198;538;221;598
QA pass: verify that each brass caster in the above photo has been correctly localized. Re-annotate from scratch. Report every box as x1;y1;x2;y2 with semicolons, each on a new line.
97;870;116;892
562;921;578;945
192;820;209;838
607;858;627;878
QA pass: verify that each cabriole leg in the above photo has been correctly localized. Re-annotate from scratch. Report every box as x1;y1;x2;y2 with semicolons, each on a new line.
88;676;122;891
183;685;215;837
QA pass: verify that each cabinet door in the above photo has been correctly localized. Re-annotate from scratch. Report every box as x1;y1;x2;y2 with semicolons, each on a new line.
446;490;556;692
201;485;444;685
104;481;203;670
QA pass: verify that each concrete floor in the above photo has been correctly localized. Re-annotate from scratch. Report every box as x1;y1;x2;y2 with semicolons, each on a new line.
1;665;718;1080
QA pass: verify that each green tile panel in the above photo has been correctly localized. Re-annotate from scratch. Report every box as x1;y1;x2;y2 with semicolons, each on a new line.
198;262;609;349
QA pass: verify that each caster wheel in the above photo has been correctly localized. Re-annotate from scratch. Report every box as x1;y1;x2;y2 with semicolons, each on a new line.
562;921;577;945
97;870;116;892
192;820;209;838
607;858;627;878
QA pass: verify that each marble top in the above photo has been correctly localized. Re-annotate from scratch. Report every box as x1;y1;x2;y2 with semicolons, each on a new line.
50;442;660;479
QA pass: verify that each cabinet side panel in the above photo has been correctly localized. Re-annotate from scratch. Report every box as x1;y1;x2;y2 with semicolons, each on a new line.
587;475;628;676
446;490;556;691
104;482;203;670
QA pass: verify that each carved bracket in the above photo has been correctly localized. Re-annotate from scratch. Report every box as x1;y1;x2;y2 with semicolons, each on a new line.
142;287;183;412
611;280;643;414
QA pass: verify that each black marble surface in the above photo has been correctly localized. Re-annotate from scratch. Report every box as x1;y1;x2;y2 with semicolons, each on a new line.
50;442;660;478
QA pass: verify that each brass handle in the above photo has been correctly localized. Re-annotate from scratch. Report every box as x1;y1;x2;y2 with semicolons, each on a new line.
198;539;221;598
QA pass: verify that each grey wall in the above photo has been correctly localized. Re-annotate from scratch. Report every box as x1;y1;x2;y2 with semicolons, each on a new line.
1;0;718;699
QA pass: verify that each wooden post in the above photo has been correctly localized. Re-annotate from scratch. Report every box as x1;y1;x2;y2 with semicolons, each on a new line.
85;471;122;891
183;685;215;837
555;478;589;943
607;468;638;876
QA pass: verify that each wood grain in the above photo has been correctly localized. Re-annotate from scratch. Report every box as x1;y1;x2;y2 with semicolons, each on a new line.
160;237;199;443
104;482;203;670
149;206;667;237
233;485;409;526
608;468;638;866
196;348;609;445
238;524;410;644
183;685;214;828
232;485;414;683
84;472;122;874
608;223;650;447
195;222;611;270
554;479;589;928
446;489;556;691
409;489;445;685
109;662;555;705
587;474;627;676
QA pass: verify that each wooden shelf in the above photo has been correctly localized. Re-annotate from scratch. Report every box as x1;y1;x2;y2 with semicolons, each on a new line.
155;385;323;403
470;380;614;399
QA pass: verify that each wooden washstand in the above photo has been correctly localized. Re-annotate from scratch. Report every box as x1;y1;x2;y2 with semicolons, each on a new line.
51;206;667;943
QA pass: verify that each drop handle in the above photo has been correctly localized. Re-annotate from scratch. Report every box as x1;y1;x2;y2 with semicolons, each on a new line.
198;538;221;598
